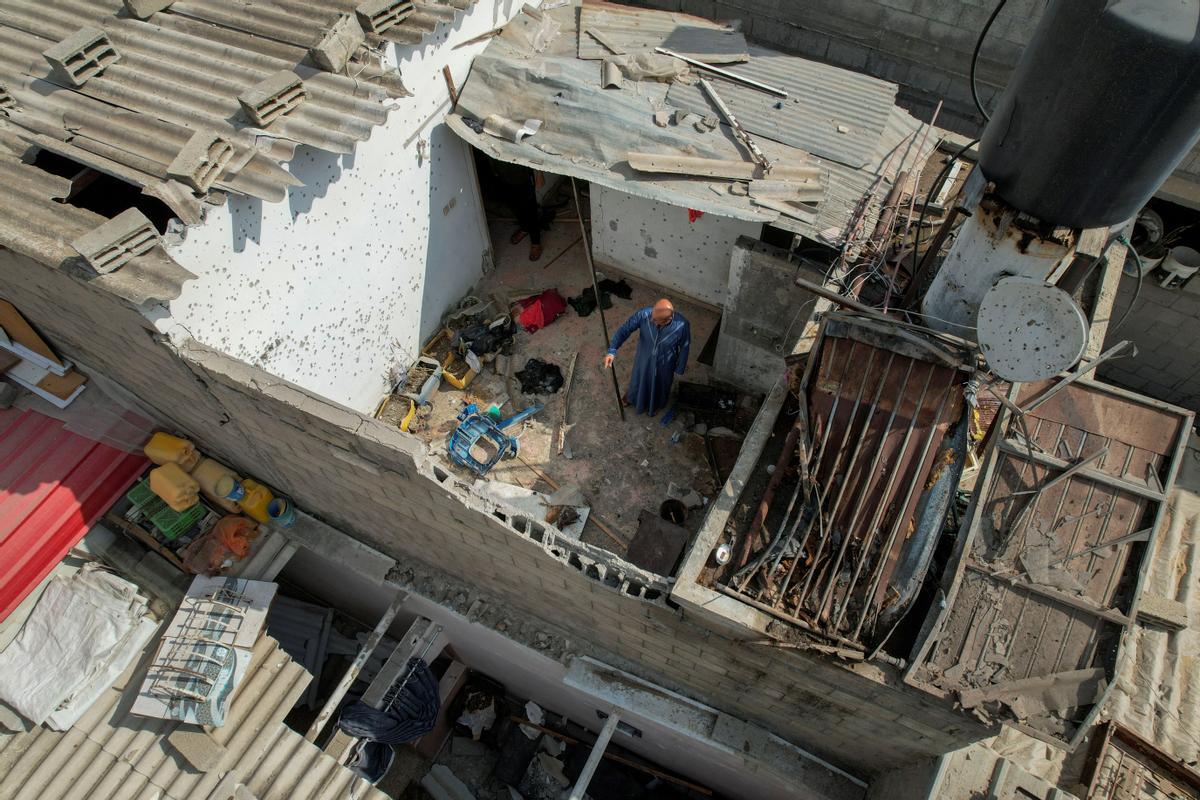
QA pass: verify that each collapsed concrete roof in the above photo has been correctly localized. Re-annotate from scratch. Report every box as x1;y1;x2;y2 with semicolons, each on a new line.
446;3;936;244
0;0;474;305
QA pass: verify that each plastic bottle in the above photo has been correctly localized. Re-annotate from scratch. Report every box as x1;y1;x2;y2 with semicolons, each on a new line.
143;432;200;471
239;479;275;524
149;463;200;512
190;458;242;514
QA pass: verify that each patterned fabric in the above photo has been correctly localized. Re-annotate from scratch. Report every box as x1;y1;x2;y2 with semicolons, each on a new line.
608;307;691;416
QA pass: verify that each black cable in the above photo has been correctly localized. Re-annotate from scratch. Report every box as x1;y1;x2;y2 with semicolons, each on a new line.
1110;235;1143;334
971;0;1009;123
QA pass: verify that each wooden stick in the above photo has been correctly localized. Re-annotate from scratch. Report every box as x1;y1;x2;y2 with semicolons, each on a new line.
557;352;578;456
104;512;187;572
571;177;625;422
441;65;458;106
509;717;713;795
516;456;628;548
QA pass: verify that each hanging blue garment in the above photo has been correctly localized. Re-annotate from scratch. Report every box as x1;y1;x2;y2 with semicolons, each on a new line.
608;307;691;416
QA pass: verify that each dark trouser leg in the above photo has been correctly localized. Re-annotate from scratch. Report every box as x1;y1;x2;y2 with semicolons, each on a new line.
512;180;541;245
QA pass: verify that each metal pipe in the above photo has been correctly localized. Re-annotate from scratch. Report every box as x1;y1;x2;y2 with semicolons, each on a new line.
795;348;884;606
819;359;915;624
853;373;953;640
735;419;803;569
654;47;788;97
572;177;625;421
305;589;408;742
568;712;621;800
713;583;865;652
808;353;898;618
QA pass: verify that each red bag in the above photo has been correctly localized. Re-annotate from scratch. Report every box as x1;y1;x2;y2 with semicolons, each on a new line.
516;289;567;333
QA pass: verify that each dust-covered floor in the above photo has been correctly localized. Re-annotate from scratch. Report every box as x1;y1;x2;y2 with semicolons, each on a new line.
382;209;742;556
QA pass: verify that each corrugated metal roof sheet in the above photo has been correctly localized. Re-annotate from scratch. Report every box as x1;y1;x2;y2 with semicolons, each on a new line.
577;4;748;62
0;0;474;302
448;4;935;243
0;633;390;800
0;408;146;623
667;46;899;169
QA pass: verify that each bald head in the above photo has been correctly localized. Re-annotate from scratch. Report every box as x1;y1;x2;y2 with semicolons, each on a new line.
651;298;674;327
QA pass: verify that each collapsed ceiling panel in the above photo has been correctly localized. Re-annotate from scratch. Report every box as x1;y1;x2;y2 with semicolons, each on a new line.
908;377;1192;746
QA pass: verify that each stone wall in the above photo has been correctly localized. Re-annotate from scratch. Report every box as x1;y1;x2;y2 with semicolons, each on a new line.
0;247;989;777
1098;274;1200;413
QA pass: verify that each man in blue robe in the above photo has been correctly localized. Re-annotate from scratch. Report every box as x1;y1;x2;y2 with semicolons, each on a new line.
604;298;691;416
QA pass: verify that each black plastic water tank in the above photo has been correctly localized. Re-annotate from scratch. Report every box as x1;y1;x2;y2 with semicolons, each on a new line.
979;0;1200;229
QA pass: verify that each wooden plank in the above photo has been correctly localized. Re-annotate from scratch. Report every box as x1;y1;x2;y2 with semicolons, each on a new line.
626;152;818;181
965;561;1132;627
0;299;66;372
556;352;577;456
748;179;825;202
104;512;187;571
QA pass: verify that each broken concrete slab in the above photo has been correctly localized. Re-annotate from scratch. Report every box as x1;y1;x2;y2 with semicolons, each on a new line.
958;668;1107;719
238;71;307;127
168;725;228;771
421;764;477;800
167;130;235;193
70;208;159;274
1136;593;1189;631
122;0;174;18
355;0;413;34
309;14;365;73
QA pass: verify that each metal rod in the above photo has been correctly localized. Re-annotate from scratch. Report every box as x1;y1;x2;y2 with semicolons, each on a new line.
698;77;771;170
853;369;952;640
713;583;865;651
811;353;898;619
795;348;884;607
568;712;621;800
768;339;857;606
306;589;407;742
654;47;788;97
1020;340;1135;415
821;358;916;625
572;177;625;421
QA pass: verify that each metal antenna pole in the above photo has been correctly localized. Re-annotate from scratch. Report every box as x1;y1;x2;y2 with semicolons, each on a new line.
571;177;625;421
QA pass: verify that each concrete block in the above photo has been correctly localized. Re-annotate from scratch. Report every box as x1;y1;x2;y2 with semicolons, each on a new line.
356;0;414;33
70;208;159;274
43;27;120;88
308;13;365;73
168;726;228;771
167;130;235;193
238;71;307;126
122;0;175;18
1137;594;1189;630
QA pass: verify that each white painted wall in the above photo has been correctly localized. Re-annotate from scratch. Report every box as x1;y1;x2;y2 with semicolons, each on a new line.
590;184;763;307
154;1;525;415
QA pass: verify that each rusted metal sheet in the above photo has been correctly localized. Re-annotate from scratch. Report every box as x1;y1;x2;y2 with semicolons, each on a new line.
909;378;1192;747
722;313;971;648
1083;722;1200;800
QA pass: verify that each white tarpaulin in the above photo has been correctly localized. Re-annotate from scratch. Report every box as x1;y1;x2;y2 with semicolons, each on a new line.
0;564;151;725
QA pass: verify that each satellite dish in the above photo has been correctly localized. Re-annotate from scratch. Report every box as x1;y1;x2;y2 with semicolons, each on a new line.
977;277;1087;382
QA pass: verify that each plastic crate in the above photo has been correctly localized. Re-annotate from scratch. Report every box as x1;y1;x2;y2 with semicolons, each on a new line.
149;502;206;541
125;479;158;510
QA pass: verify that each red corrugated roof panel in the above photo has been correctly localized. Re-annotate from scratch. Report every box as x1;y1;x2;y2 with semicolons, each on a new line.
0;407;147;622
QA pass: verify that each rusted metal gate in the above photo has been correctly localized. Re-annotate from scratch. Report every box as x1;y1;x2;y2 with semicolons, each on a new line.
721;313;972;649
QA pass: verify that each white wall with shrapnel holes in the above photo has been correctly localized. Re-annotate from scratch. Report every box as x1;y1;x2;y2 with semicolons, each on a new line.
154;0;528;414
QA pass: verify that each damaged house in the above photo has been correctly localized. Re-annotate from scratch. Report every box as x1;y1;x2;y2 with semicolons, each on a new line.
1;1;1200;799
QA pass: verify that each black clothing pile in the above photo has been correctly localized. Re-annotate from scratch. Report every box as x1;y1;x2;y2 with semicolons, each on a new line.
515;358;564;394
337;658;440;783
567;278;633;317
455;316;516;356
